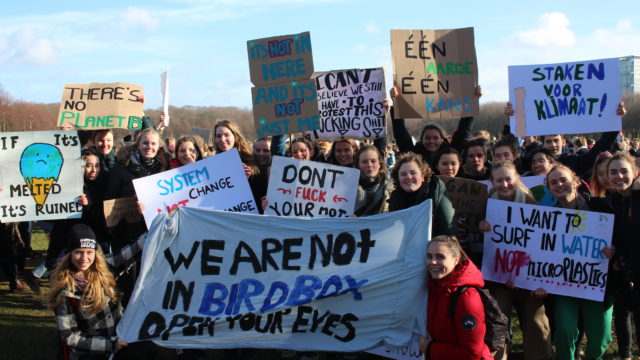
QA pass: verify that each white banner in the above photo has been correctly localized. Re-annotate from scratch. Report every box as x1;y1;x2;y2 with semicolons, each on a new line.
117;201;431;350
481;199;613;301
508;58;621;136
265;156;359;218
0;131;83;222
133;149;258;227
306;68;386;141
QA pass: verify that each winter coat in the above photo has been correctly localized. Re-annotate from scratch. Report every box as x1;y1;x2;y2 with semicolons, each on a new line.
54;233;146;359
354;174;393;216
426;258;493;360
607;189;640;284
387;176;456;237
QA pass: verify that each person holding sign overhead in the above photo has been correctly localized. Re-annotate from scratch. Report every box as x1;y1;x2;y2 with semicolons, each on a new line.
544;164;616;360
479;161;553;360
388;152;455;237
389;85;482;168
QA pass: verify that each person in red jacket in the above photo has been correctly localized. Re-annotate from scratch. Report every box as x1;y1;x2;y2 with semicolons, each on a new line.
422;235;493;360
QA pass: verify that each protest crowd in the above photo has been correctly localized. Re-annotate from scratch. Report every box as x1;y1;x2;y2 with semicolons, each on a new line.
1;30;640;360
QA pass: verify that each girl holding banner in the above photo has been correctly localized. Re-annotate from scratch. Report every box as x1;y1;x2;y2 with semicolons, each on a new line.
544;164;616;360
46;224;148;360
479;161;553;360
387;152;455;237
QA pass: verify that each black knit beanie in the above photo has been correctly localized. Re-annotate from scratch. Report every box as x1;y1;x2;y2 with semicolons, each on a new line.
66;224;97;253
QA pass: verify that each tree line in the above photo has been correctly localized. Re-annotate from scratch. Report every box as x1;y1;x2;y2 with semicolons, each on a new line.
2;84;639;142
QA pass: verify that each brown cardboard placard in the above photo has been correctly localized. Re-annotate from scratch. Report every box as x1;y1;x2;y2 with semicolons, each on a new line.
391;28;479;119
57;82;145;130
252;79;320;137
439;176;487;232
103;196;143;227
247;32;314;86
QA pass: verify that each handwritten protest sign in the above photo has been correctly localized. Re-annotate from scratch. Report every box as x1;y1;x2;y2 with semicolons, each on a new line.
248;32;320;137
481;199;613;301
252;79;320;137
103;196;143;227
391;28;478;119
508;58;621;136
0;131;83;222
247;32;314;86
57;83;145;130
117;201;431;350
265;156;359;217
133;149;258;227
368;341;423;360
304;68;386;141
440;176;487;233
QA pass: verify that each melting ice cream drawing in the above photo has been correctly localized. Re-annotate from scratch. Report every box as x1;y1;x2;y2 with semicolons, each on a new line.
19;143;64;208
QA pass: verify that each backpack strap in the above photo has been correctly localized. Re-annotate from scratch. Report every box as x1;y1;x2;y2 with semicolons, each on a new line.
448;285;469;321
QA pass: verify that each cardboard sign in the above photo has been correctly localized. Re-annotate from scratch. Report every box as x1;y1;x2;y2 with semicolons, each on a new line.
103;196;143;227
133;149;258;227
391;28;479;119
440;176;487;233
303;68;387;141
252;79;320;137
0;131;83;222
57;83;145;130
247;32;314;86
508;58;621;136
481;199;613;301
265;156;359;217
117;201;431;350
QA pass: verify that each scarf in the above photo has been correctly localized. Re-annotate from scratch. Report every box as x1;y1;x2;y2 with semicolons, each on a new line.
355;174;387;216
128;150;160;177
388;180;431;211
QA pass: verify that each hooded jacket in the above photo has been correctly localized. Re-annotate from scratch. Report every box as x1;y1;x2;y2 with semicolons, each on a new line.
426;258;493;360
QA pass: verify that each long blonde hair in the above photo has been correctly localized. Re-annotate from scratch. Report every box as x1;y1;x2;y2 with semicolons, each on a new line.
46;248;120;314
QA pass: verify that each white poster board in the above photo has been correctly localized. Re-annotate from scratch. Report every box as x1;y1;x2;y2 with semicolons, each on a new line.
0;131;83;222
481;199;613;301
133;148;258;227
306;68;387;141
508;58;621;136
265;156;359;217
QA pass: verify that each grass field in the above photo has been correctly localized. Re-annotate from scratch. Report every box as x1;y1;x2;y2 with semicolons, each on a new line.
0;226;637;359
